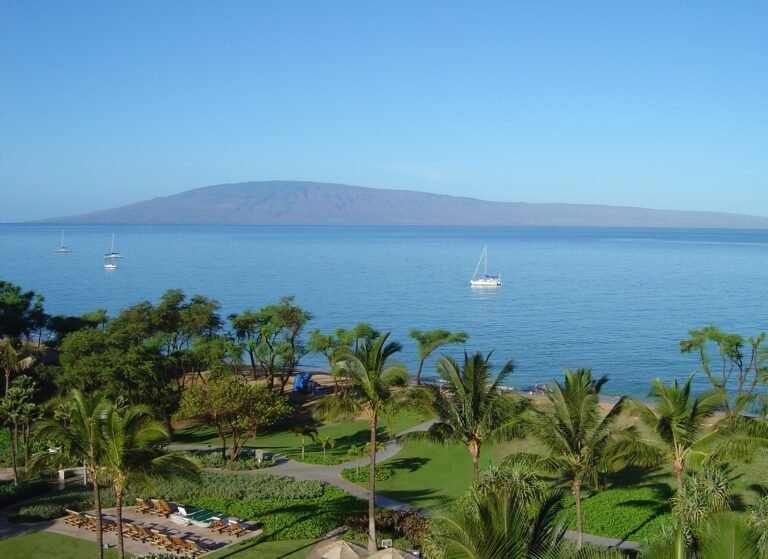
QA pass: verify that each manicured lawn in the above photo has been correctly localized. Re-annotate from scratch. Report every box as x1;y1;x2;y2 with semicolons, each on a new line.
0;531;125;559
175;410;433;464
206;537;315;559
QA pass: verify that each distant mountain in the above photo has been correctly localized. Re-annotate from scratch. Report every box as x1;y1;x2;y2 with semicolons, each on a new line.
42;180;768;227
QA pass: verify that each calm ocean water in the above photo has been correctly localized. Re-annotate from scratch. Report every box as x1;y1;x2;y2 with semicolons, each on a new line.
2;224;768;397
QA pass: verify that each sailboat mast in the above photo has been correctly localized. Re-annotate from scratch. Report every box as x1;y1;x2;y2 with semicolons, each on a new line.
484;246;488;277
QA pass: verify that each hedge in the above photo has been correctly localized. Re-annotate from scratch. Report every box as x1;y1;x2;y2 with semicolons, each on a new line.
0;479;50;509
340;465;394;483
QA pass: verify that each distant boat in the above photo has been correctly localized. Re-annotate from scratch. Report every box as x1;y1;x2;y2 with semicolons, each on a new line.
55;231;72;253
103;262;118;270
470;246;502;287
104;233;123;259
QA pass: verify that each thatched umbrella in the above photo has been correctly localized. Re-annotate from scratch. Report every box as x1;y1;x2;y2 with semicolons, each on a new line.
316;539;368;559
366;548;416;559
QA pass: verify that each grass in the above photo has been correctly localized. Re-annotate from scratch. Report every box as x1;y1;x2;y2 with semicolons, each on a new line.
205;538;315;559
0;532;126;559
0;530;316;559
174;410;432;465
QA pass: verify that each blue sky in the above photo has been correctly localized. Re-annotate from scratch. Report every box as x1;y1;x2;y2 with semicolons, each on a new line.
1;1;767;221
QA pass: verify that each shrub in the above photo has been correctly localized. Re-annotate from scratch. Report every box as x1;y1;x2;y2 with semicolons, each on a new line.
346;510;427;546
184;451;275;471
0;479;50;508
340;465;394;483
8;486;98;523
191;484;366;540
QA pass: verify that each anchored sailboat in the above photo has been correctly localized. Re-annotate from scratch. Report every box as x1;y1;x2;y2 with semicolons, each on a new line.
104;233;123;259
55;231;72;253
470;246;502;287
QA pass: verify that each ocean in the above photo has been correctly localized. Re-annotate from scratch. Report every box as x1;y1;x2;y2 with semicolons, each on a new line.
2;224;767;397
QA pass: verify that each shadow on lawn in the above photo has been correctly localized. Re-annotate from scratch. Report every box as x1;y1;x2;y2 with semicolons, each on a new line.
209;536;318;559
386;457;430;473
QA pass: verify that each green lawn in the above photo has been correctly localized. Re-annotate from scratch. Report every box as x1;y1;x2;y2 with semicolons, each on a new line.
0;532;125;559
175;410;432;465
0;531;316;559
205;537;315;559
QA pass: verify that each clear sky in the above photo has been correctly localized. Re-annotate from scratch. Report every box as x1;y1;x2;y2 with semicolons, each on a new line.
1;1;767;222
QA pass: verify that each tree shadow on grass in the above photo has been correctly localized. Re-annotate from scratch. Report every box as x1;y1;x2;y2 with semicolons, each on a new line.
376;488;442;509
385;457;430;473
614;483;673;542
209;535;319;559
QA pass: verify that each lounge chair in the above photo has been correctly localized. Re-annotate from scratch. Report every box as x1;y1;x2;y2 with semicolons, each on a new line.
159;500;175;516
150;499;172;518
101;517;117;532
64;509;86;527
151;531;176;551
83;514;98;531
183;539;209;557
135;498;152;514
134;525;154;542
169;535;190;553
209;518;228;533
122;522;138;539
226;519;247;538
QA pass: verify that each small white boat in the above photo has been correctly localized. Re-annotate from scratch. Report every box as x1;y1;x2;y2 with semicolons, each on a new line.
55;231;72;253
470;246;502;287
104;262;118;270
104;233;123;259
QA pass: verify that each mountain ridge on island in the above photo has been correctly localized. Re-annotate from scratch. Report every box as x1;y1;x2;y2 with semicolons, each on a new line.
39;180;768;228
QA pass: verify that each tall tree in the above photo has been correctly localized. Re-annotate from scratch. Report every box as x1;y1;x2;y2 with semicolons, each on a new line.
0;281;46;341
35;390;110;559
630;375;727;493
409;328;468;385
0;338;36;397
680;326;768;417
522;369;637;549
175;377;292;461
100;402;199;559
434;483;624;559
229;297;312;392
314;332;408;553
411;351;523;483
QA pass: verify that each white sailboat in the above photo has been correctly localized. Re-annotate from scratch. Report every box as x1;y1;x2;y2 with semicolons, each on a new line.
55;231;72;253
103;262;118;270
470;246;502;287
104;233;123;259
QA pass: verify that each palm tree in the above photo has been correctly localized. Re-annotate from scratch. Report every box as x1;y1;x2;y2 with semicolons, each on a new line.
35;390;110;559
409;329;468;385
314;332;408;553
100;402;200;559
317;435;336;458
629;375;726;493
347;443;364;475
292;421;319;460
0;338;36;397
435;484;624;559
412;351;524;483
521;369;637;549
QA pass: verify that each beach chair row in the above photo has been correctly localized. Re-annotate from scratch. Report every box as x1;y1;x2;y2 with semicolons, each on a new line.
64;508;209;557
64;509;116;532
137;498;248;537
123;524;209;557
135;497;174;517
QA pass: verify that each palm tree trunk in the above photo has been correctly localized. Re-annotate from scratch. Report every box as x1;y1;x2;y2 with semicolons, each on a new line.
9;426;18;486
301;438;305;460
216;426;227;460
469;440;480;483
92;475;104;559
115;486;125;559
368;417;378;553
674;461;684;493
573;480;583;550
415;360;425;386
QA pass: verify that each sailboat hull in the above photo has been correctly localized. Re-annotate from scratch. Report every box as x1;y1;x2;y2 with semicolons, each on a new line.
470;277;502;287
